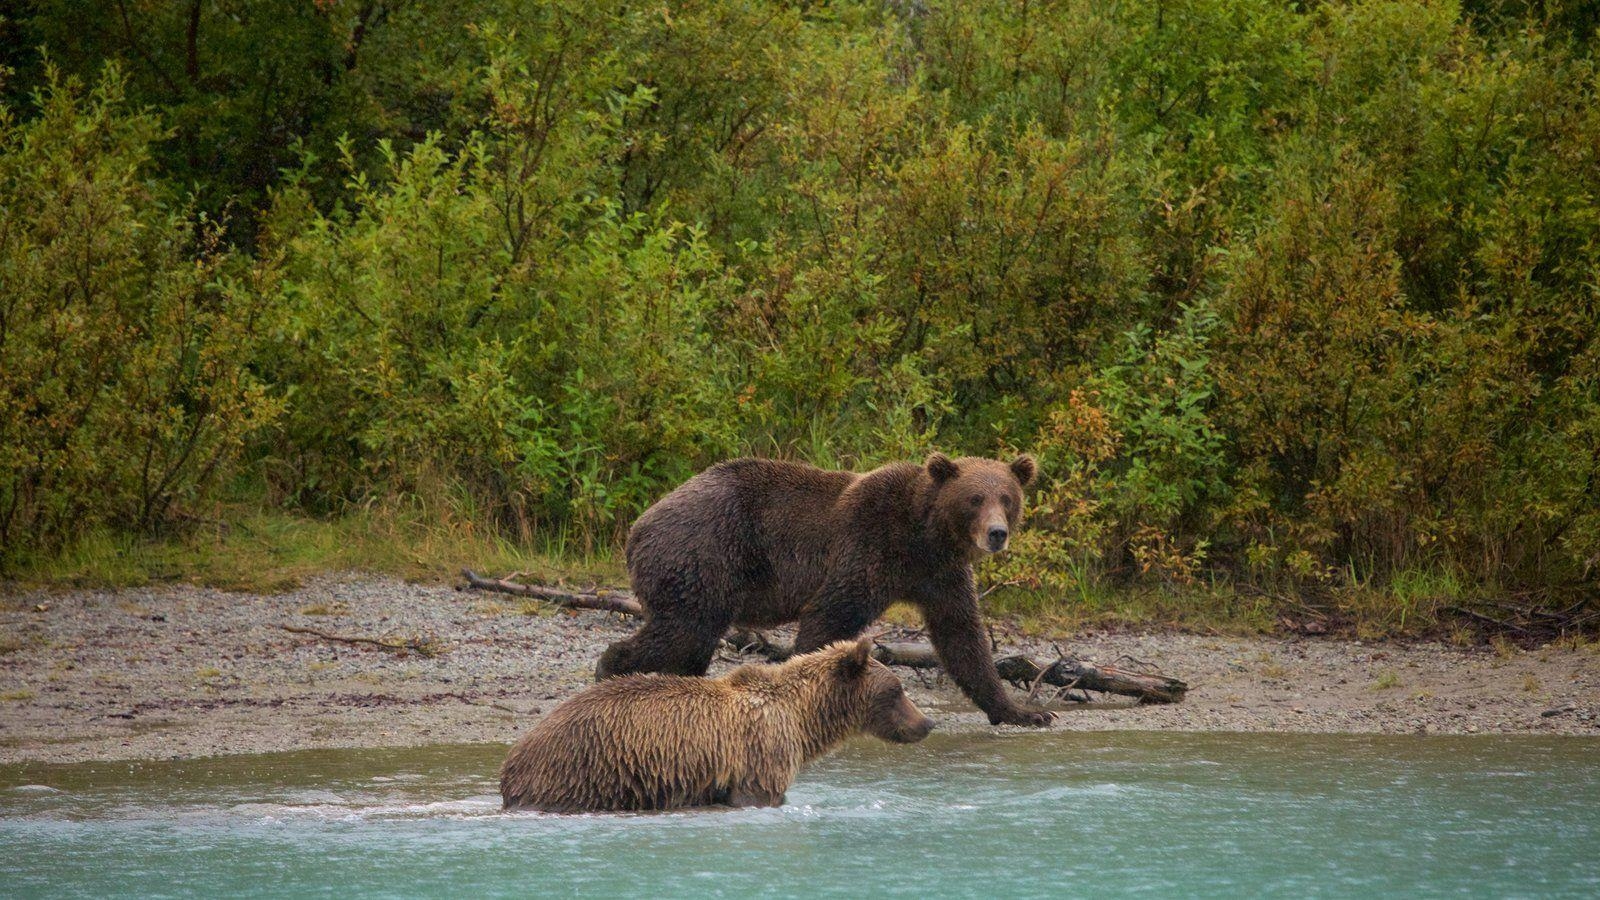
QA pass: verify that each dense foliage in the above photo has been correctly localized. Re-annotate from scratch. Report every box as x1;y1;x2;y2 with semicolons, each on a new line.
3;1;1597;610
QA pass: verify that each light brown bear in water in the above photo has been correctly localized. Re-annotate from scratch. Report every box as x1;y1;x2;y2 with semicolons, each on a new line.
500;637;933;812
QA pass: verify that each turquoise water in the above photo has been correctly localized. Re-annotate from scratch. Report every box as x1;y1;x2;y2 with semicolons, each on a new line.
3;733;1598;898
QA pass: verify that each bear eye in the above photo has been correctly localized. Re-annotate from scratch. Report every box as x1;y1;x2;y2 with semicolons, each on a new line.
1001;495;1014;509
969;494;983;507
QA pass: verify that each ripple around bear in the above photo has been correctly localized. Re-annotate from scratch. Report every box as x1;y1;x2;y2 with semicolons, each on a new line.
500;637;935;812
597;452;1053;727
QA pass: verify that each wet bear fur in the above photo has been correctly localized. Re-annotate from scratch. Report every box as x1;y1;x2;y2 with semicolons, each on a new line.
501;637;934;812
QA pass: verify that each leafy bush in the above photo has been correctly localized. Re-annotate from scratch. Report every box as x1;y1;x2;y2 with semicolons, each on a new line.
257;31;744;546
4;0;1598;612
0;66;276;561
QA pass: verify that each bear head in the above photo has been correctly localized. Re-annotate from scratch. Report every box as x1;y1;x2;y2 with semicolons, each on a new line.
924;452;1036;557
834;636;935;744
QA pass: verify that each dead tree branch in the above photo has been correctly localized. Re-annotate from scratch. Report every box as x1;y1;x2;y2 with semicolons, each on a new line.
279;625;441;657
724;627;793;660
461;569;643;616
993;655;1187;704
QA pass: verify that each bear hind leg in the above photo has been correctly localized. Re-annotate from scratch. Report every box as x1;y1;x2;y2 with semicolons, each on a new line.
596;617;727;680
595;632;646;680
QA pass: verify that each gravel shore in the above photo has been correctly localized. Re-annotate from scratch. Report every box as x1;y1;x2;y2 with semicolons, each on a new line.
1;573;1596;764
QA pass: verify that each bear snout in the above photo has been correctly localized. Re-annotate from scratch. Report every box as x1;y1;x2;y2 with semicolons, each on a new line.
895;711;935;743
874;692;935;743
985;525;1009;553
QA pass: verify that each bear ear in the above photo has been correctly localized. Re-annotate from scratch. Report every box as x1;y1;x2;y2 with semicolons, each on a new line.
926;452;959;484
1010;454;1037;486
843;635;873;675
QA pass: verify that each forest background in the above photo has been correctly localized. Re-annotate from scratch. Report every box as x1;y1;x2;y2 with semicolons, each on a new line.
3;0;1597;638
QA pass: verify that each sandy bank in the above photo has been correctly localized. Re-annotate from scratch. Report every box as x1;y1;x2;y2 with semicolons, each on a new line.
1;574;1596;764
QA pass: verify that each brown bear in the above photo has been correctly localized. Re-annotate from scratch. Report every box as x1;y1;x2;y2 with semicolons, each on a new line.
596;452;1053;727
501;637;933;812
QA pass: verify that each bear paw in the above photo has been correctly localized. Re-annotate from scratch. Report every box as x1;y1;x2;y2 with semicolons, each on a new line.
989;705;1055;727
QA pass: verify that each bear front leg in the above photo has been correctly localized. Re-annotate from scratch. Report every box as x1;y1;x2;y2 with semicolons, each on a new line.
921;580;1054;727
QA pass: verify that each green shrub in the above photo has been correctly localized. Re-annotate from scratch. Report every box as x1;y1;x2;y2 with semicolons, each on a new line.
5;0;1598;613
0;66;276;561
257;31;744;547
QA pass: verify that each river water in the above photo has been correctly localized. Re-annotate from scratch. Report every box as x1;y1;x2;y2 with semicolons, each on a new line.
3;732;1597;898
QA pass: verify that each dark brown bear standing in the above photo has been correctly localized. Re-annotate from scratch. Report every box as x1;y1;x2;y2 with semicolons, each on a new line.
502;637;934;812
597;452;1053;727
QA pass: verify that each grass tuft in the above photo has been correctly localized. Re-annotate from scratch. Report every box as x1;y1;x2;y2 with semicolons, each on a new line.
8;499;622;595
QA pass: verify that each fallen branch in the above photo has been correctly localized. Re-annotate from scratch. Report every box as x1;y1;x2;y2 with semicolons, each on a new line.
977;579;1023;601
873;642;940;668
461;569;643;616
279;625;441;657
724;628;793;660
1445;604;1531;635
993;655;1187;704
464;571;1188;704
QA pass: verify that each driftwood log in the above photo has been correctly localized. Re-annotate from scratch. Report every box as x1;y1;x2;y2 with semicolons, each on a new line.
462;569;1187;704
279;624;441;657
461;571;643;616
993;655;1188;704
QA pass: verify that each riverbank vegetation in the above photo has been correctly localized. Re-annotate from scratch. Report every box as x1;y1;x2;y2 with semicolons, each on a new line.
3;1;1597;637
